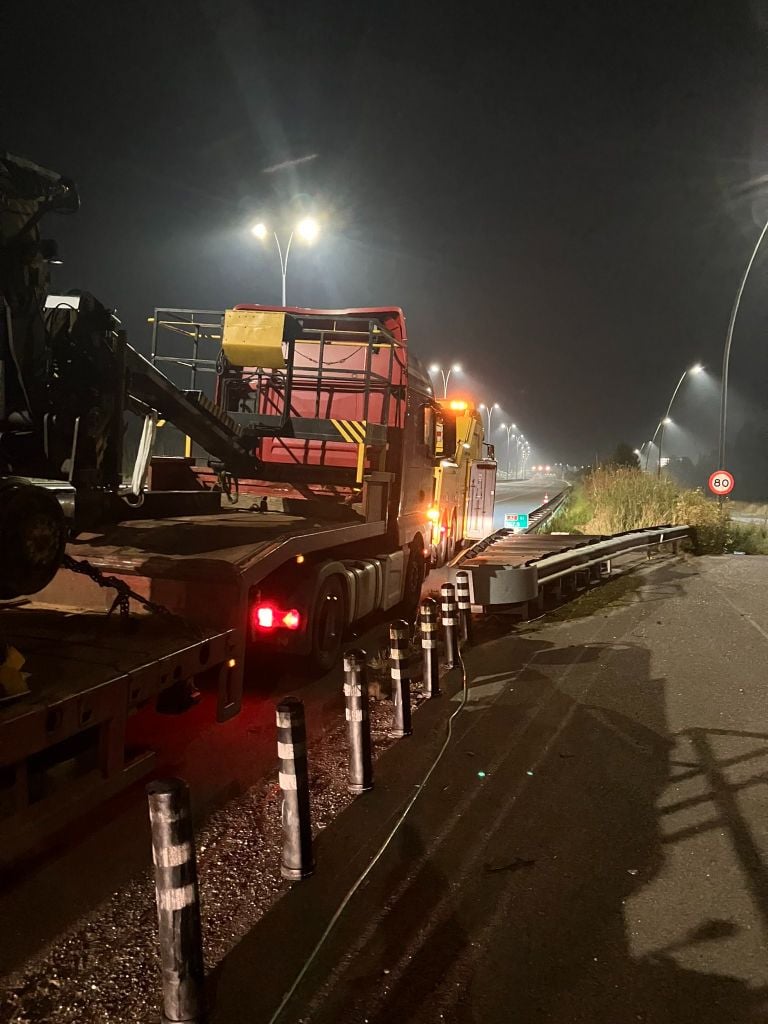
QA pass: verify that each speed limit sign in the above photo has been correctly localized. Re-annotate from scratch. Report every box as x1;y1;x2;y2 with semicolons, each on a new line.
708;470;734;496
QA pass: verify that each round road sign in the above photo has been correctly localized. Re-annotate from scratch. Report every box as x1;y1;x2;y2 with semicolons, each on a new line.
708;470;734;496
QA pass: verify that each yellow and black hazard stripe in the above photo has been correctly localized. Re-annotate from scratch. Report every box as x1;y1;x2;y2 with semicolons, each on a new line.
331;419;368;444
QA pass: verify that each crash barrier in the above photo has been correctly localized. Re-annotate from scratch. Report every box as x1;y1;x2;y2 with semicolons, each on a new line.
524;487;572;533
458;525;691;608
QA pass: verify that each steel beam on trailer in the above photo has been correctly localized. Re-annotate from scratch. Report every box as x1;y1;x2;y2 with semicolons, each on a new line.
456;526;689;609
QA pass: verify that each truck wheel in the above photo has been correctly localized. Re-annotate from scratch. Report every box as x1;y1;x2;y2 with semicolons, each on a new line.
309;575;346;674
396;540;426;622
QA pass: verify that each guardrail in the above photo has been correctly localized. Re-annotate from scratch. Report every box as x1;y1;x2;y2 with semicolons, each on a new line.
524;486;572;533
462;524;690;608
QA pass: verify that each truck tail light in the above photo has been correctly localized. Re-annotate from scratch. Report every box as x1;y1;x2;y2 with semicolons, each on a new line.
282;609;301;630
253;603;276;631
251;602;302;635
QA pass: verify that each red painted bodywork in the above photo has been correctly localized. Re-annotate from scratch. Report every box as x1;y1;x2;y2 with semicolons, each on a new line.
226;305;424;480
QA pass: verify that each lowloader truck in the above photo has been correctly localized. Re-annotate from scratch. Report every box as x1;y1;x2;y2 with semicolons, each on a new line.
0;298;496;859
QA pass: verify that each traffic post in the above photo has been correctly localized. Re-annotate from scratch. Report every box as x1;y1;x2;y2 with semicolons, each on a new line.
440;582;460;668
388;620;412;738
455;570;473;644
419;598;441;698
146;778;205;1024
343;649;374;794
276;698;314;880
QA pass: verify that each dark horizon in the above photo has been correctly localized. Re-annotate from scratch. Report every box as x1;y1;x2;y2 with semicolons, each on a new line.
4;0;768;472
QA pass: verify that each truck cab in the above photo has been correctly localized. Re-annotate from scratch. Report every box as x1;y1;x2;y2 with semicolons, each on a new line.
425;399;496;566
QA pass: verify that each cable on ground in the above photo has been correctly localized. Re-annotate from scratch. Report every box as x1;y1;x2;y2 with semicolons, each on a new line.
267;646;471;1024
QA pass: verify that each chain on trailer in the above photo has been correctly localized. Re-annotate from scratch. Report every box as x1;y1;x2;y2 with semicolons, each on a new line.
61;553;201;636
216;469;239;504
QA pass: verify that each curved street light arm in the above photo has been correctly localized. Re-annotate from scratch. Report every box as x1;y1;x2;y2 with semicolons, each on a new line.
273;231;294;306
718;214;768;468
657;368;689;477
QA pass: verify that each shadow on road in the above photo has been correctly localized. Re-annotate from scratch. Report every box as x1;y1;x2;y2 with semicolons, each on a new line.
255;624;768;1024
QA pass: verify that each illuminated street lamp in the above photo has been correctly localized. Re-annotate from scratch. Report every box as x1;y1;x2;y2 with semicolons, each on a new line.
646;363;703;477
499;422;520;479
478;401;500;436
250;215;321;306
429;362;462;398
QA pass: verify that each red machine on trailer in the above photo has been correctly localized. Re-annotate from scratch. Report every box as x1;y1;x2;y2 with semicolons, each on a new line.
1;303;496;856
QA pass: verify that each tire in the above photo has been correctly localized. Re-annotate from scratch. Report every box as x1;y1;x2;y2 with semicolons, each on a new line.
0;482;66;599
396;539;426;622
308;575;347;675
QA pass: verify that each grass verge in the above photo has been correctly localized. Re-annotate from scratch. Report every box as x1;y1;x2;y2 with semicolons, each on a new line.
545;467;768;554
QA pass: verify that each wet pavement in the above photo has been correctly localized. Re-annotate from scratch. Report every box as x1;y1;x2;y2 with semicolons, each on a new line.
211;555;768;1024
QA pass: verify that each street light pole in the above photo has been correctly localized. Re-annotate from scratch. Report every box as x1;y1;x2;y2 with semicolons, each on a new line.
251;216;319;306
272;232;293;307
718;214;768;469
479;402;499;438
429;363;461;398
517;434;527;479
647;364;702;477
499;423;519;480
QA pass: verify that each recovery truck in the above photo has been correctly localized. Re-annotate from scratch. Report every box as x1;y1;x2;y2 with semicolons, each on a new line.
0;153;496;857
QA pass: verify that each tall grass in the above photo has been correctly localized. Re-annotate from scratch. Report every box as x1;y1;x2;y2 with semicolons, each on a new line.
552;468;731;553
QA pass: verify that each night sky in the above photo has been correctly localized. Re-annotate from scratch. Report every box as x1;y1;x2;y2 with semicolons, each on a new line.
4;0;768;468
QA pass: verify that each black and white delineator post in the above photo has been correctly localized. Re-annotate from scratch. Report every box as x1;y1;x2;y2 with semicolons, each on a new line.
343;649;374;793
389;619;412;738
455;569;474;644
440;582;460;668
276;697;314;880
146;778;205;1024
419;598;441;698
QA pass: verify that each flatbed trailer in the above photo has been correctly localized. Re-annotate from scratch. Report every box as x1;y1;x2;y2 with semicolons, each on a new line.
0;603;233;865
0;482;397;857
0;303;496;858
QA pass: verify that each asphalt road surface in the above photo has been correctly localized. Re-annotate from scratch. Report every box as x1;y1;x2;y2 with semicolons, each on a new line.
0;481;558;1004
492;477;567;529
214;554;768;1024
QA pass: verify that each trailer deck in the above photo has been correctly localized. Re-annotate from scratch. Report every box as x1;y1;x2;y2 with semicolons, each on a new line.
0;492;393;861
66;505;386;581
0;604;234;865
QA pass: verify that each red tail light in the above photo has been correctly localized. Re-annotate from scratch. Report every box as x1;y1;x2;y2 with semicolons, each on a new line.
253;603;276;631
251;602;302;635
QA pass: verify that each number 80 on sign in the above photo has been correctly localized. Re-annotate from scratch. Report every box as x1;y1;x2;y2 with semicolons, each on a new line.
708;470;734;496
